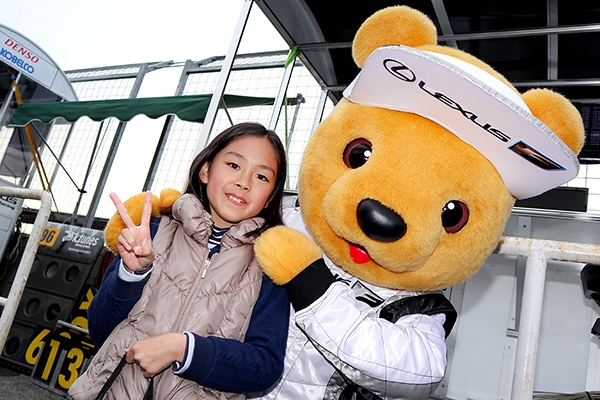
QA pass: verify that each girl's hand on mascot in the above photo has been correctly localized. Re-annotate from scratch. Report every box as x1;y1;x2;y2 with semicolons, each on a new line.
125;332;186;379
255;226;322;285
109;191;155;271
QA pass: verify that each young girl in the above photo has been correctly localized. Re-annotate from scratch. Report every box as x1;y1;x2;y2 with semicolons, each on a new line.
68;122;290;400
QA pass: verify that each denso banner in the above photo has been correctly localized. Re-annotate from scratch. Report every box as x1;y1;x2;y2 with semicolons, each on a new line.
0;27;60;92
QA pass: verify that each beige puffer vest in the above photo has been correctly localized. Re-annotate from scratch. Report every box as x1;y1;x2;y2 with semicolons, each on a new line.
69;194;264;400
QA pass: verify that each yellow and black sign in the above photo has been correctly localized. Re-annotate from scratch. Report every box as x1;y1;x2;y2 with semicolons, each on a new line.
28;287;97;395
39;225;61;247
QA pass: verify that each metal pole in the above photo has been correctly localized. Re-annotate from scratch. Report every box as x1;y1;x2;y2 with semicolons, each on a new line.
193;0;253;155
268;53;295;130
493;236;600;399
286;93;305;148
310;89;328;136
0;187;52;352
144;60;193;191
72;121;105;225
83;64;150;228
49;122;77;186
511;249;547;400
0;72;19;126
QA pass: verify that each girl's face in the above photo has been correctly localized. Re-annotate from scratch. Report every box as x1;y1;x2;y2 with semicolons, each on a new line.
200;135;278;228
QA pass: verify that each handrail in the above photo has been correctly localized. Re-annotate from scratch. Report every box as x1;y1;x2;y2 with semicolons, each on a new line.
0;187;52;352
495;236;600;400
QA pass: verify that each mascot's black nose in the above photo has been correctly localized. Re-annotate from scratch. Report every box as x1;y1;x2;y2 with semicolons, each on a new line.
357;199;406;242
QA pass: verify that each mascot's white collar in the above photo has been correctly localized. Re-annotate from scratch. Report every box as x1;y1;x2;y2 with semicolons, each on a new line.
343;44;579;200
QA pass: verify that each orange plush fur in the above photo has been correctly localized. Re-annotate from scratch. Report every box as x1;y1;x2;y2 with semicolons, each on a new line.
255;6;585;291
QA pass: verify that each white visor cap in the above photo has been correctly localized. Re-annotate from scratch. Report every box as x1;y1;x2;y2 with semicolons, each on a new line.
343;45;580;199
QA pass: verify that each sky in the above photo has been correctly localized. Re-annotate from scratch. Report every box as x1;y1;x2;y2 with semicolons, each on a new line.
1;0;290;218
2;0;287;72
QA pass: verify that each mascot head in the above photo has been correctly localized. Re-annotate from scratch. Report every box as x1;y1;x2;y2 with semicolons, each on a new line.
297;6;584;291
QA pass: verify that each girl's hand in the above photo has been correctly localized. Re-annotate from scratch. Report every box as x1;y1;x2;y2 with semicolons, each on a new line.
109;191;155;271
125;333;187;379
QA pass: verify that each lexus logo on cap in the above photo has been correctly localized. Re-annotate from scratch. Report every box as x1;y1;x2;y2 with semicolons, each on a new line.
383;59;416;82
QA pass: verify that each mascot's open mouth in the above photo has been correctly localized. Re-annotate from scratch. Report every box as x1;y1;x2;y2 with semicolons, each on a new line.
349;243;371;264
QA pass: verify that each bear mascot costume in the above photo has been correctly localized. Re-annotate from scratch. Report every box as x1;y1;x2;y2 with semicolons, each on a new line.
250;5;585;400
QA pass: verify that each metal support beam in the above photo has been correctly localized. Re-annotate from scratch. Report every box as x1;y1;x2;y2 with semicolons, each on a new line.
514;217;532;331
311;89;328;137
83;64;150;227
296;22;600;51
547;0;559;80
286;93;305;148
431;0;457;48
194;0;253;155
268;50;296;130
144;60;193;191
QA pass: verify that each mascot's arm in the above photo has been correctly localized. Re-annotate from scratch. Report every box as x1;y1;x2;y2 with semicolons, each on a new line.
255;225;450;396
254;225;323;285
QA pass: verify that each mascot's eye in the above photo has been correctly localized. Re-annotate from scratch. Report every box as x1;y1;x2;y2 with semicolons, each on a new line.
343;138;372;169
442;200;469;234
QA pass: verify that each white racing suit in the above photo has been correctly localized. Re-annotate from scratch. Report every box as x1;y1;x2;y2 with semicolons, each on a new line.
250;207;457;400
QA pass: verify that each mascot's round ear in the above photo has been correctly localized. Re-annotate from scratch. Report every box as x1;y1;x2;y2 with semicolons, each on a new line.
352;5;437;68
521;88;585;155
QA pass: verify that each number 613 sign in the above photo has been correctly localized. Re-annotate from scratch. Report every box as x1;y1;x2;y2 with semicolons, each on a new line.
29;327;96;395
27;287;97;396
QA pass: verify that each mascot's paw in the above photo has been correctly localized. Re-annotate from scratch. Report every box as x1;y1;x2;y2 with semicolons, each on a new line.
255;226;322;285
104;188;182;253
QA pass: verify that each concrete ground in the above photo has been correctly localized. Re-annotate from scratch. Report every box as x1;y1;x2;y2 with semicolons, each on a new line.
0;366;66;399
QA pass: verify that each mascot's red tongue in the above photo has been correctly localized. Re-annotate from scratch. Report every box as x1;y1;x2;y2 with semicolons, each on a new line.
349;244;371;264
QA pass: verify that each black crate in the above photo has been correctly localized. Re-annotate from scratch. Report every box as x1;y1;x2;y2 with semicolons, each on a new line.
14;288;76;330
0;321;38;375
26;253;95;299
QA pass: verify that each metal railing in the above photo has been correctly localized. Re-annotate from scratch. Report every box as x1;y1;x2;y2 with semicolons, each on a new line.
495;236;600;399
0;187;52;351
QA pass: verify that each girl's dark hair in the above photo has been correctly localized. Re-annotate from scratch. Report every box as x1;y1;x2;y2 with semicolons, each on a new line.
184;122;287;237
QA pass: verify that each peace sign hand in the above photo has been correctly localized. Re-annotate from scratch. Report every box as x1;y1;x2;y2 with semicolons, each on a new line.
109;191;155;272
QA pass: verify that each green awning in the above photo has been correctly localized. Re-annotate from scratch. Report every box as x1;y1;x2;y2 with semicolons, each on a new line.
8;94;280;126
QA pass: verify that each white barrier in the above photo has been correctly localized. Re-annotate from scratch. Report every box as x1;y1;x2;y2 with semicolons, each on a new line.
0;187;51;352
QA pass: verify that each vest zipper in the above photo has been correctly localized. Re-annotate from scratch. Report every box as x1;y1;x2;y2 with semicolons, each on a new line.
176;253;215;332
155;251;215;392
201;258;211;278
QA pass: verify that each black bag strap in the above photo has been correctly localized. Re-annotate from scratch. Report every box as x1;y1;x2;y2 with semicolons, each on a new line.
95;354;128;400
143;377;154;400
94;354;155;400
